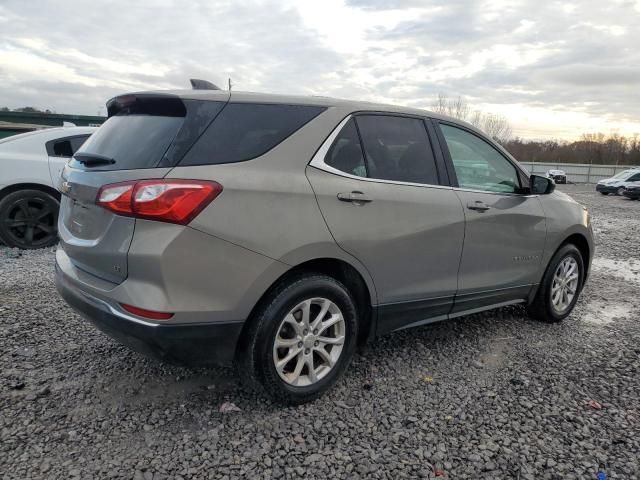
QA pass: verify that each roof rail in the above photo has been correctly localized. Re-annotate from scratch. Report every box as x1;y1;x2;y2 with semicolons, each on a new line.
189;79;221;91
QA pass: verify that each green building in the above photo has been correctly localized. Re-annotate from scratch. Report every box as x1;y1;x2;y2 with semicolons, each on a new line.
0;111;106;140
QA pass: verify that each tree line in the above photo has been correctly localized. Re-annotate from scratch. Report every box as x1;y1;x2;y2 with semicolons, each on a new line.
503;134;640;166
431;94;640;166
1;106;54;113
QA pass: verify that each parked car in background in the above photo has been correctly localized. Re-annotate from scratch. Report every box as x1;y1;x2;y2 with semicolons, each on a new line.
622;183;640;200
55;91;593;404
596;168;640;196
546;169;567;184
0;127;96;248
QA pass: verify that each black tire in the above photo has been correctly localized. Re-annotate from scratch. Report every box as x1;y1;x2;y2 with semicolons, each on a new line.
236;273;358;405
527;244;584;323
0;189;59;249
600;192;609;195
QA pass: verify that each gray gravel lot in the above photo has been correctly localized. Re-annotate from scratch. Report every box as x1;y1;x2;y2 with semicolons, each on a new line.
1;184;639;479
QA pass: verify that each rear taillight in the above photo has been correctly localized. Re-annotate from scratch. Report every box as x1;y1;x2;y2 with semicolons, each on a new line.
96;179;222;225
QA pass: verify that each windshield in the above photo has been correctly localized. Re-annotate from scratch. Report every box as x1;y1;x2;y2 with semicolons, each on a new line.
612;170;633;179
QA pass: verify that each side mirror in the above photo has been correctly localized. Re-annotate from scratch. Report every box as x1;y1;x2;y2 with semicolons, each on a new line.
530;174;555;195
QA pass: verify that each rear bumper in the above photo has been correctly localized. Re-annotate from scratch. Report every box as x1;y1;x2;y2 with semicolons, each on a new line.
55;260;244;367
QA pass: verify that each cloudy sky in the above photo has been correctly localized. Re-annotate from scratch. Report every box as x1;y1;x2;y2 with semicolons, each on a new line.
0;0;638;140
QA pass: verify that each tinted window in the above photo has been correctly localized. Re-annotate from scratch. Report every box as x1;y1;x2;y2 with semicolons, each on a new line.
69;135;89;154
46;135;90;157
440;124;520;193
355;115;439;185
72;115;184;170
628;173;640;181
325;119;367;177
53;140;73;157
180;103;326;166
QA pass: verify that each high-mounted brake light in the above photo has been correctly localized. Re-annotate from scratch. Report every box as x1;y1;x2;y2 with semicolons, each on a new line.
96;179;222;224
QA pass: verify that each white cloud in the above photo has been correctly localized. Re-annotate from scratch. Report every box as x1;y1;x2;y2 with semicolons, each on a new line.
0;0;638;139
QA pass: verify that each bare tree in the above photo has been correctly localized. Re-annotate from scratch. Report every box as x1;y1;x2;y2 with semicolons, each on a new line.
480;114;513;145
431;94;513;144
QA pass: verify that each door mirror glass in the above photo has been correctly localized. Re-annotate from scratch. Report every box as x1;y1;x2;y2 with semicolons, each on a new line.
530;174;555;194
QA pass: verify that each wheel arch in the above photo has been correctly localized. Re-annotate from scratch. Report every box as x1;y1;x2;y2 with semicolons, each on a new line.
529;230;592;305
559;232;591;280
0;183;61;202
238;257;377;355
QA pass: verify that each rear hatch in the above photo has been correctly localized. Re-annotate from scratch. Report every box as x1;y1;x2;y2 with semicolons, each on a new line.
58;93;228;284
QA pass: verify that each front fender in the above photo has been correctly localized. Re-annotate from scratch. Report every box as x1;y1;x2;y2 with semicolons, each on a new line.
535;192;594;286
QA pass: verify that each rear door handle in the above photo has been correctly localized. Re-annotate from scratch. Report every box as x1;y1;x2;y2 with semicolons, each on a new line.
467;200;491;212
337;191;372;204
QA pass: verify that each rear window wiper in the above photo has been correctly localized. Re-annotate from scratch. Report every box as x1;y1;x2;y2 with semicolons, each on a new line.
74;153;116;167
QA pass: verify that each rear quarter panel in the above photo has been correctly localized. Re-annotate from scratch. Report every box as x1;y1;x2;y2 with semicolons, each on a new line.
166;105;378;304
0;148;53;189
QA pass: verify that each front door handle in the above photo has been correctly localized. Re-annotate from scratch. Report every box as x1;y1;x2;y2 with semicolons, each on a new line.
467;200;491;212
337;191;372;204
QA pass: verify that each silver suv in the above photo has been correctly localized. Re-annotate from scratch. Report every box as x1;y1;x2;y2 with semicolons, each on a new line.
55;90;593;404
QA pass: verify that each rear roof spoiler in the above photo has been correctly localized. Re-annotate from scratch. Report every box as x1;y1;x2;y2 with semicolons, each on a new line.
106;94;186;117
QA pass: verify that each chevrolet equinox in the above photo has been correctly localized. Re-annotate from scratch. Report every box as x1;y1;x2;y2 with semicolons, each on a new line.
55;90;593;404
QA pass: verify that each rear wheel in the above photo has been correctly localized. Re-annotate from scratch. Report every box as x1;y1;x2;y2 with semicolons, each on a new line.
0;189;59;249
527;244;584;323
236;273;358;404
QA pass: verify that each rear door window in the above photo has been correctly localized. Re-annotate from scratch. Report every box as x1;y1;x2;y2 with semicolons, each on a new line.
180;103;326;166
355;115;439;185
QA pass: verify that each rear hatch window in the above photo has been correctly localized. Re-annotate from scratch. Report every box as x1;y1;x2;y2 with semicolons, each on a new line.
70;96;325;171
70;95;225;171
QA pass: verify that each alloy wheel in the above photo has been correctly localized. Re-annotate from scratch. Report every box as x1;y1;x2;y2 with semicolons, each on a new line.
1;196;57;248
272;297;346;387
550;256;580;314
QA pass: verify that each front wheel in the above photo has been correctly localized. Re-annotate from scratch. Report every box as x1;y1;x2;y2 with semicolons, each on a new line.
617;187;625;196
527;244;584;323
0;189;59;249
236;273;358;404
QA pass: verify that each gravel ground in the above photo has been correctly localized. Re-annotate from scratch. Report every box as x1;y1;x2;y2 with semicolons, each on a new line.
1;184;639;479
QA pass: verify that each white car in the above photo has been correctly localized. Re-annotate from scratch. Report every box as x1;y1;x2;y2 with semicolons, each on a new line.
0;127;96;248
545;169;567;184
596;168;640;196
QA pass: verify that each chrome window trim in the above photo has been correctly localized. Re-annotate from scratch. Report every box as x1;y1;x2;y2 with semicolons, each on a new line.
452;186;539;198
309;114;451;190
